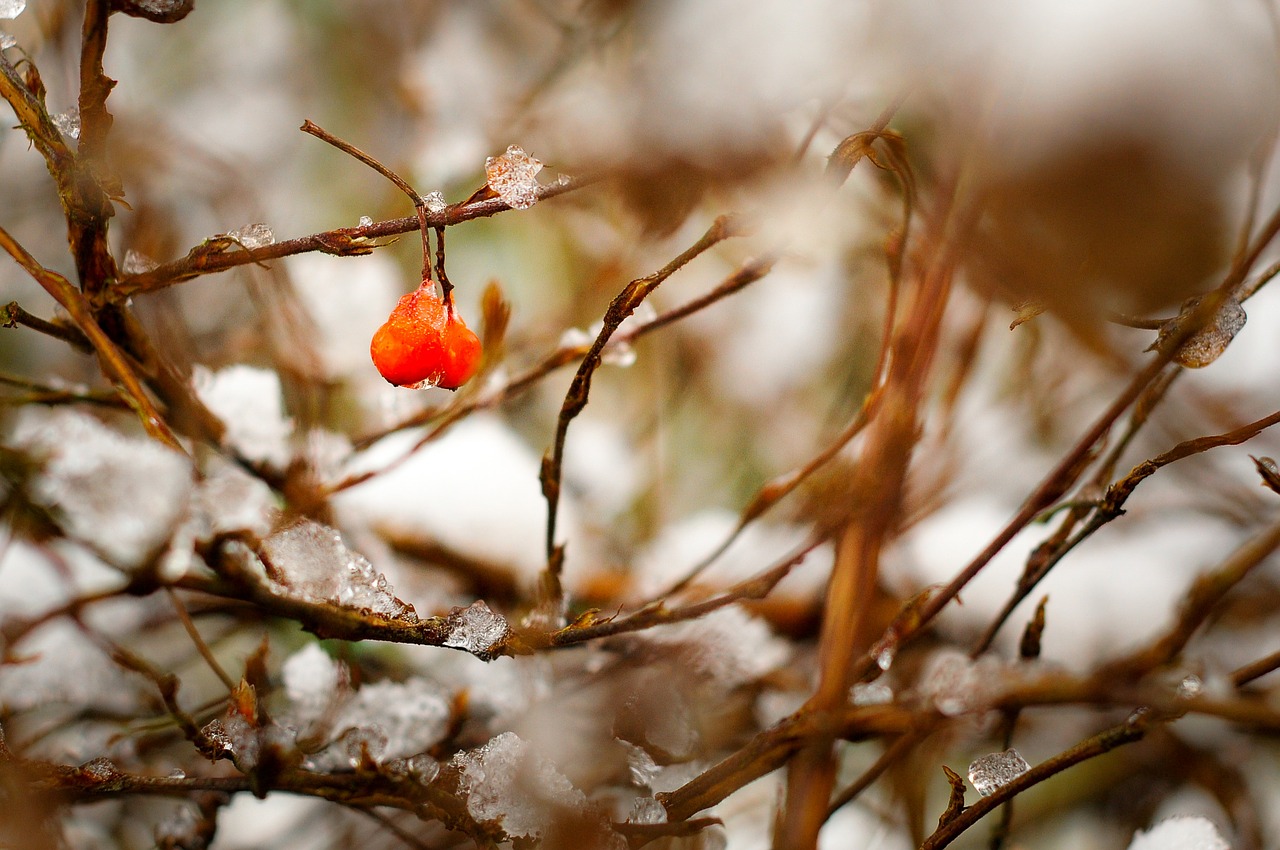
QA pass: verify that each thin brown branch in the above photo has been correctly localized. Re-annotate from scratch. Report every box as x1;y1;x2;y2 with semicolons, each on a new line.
537;214;745;620
0;227;182;450
0;301;93;353
114;174;596;298
166;588;237;692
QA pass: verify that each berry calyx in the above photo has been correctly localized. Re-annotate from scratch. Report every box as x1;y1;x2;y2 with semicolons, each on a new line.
370;283;482;390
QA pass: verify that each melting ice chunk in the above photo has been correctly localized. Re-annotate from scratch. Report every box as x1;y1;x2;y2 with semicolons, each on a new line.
1126;816;1229;850
0;0;22;18
451;731;587;838
967;748;1030;797
357;215;373;228
7;408;192;568
0;33;15;49
1150;294;1247;369
261;519;416;620
282;643;342;725
485;145;543;210
628;796;668;825
850;681;893;706
229;223;275;249
423;191;447;214
442;600;511;657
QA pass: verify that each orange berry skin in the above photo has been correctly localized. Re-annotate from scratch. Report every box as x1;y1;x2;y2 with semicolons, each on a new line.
437;311;483;390
370;285;483;390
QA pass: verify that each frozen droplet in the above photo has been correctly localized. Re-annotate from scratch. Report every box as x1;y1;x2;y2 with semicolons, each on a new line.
1151;295;1247;368
0;0;24;21
357;215;373;228
967;749;1030;797
52;106;80;141
423;191;447;214
78;757;122;787
407;753;440;784
485;145;544;211
850;681;893;706
282;643;341;724
7;408;192;569
871;634;898;671
1177;674;1203;700
441;600;511;657
602;340;636;368
167;769;187;779
122;249;159;275
920;650;980;716
0;33;16;49
261;519;417;621
1126;815;1229;850
201;719;234;758
451;731;588;838
628;796;668;825
559;327;593;350
229;223;275;249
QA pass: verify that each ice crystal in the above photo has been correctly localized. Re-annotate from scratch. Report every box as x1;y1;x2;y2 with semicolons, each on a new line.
1;33;16;50
423;190;447;213
850;681;894;706
442;600;511;658
628;796;668;825
229;222;275;249
1177;673;1203;700
7;408;192;568
485;145;543;210
122;249;160;275
452;731;588;838
0;1;22;21
329;679;450;764
282;644;342;725
967;748;1030;797
261;519;416;620
357;214;373;227
52;106;81;140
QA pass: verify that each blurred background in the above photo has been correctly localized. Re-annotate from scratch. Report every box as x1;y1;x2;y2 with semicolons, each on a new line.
3;1;1280;848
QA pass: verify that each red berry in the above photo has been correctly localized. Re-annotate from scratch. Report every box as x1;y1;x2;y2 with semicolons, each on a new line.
370;284;482;390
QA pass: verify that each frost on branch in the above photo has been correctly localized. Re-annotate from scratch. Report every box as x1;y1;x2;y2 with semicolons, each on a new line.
451;731;594;840
442;599;511;659
485;145;544;210
6;408;192;569
260;519;417;621
228;222;276;249
967;748;1030;797
282;644;452;769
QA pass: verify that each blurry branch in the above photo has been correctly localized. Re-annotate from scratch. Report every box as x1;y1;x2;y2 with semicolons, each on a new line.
0;301;93;353
0;227;181;449
1232;647;1280;687
1107;513;1280;676
977;405;1280;654
543;536;822;649
113;174;596;298
537;214;746;621
918;711;1156;850
0;373;125;408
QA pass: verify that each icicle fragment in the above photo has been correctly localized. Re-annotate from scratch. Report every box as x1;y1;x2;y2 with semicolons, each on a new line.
967;748;1030;797
485;145;544;210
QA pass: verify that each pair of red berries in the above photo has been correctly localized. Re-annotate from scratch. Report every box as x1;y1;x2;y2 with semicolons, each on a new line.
370;283;482;390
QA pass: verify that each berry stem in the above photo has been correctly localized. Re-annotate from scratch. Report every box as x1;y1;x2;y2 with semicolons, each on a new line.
300;119;437;287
